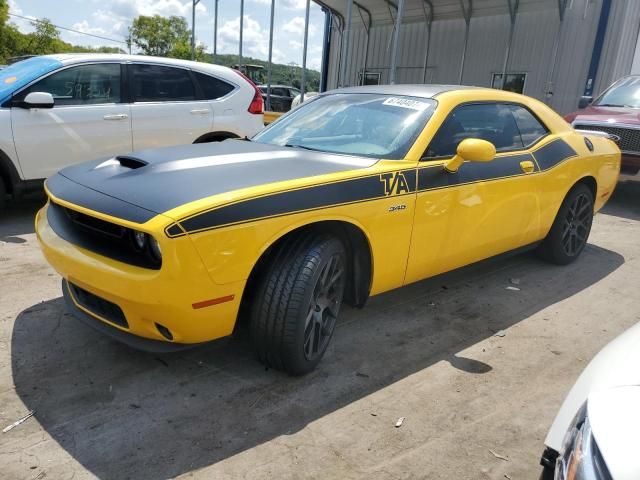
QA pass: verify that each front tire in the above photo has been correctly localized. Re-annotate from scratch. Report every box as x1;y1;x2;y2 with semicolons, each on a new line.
0;177;6;211
537;183;594;265
250;234;346;375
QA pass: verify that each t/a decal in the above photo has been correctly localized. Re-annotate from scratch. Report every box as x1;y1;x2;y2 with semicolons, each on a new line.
380;172;411;196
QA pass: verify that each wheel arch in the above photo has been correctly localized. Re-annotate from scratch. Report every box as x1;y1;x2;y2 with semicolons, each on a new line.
0;148;21;195
574;175;597;200
541;175;598;241
235;219;374;333
193;131;241;143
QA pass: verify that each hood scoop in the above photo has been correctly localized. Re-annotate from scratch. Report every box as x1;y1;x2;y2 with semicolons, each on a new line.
116;155;148;170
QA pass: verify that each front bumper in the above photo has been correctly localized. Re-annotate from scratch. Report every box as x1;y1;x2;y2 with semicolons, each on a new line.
62;279;200;352
36;202;245;347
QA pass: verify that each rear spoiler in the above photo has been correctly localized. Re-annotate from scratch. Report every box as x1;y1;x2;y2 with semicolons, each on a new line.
574;129;621;144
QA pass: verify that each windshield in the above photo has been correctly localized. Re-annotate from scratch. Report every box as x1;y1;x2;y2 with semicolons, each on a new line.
0;56;62;104
593;77;640;108
252;93;437;159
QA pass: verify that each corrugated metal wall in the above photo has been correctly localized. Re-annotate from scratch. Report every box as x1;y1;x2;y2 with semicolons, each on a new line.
596;0;640;93
325;0;640;114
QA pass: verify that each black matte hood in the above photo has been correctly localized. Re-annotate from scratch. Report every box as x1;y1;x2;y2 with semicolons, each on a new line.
47;139;378;224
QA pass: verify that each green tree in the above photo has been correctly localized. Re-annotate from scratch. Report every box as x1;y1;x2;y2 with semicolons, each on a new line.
28;18;60;54
129;15;192;57
128;14;207;61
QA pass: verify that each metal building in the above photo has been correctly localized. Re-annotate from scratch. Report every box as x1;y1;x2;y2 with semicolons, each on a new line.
316;0;640;114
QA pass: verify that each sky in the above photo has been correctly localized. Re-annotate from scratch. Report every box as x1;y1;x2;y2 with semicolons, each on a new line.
7;0;327;70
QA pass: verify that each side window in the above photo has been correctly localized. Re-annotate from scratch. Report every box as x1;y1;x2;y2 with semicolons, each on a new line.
424;103;524;159
132;64;195;102
18;64;121;106
192;71;235;99
272;87;288;97
509;105;548;146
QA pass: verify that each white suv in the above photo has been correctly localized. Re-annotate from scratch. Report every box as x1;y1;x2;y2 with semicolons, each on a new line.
0;54;265;208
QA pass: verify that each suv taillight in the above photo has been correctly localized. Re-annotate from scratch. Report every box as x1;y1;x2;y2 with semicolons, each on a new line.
233;69;264;115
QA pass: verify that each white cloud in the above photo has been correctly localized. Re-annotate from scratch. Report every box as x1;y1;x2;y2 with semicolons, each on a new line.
7;0;36;32
218;14;287;62
105;0;207;18
70;20;108;36
288;40;303;50
282;16;315;36
251;0;307;10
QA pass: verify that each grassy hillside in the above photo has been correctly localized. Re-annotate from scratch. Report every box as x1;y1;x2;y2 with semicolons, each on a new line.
204;53;321;91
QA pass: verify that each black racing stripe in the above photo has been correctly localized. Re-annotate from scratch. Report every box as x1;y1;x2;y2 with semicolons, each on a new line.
47;173;158;224
417;153;535;190
177;169;417;235
166;224;183;237
172;143;574;237
532;139;577;171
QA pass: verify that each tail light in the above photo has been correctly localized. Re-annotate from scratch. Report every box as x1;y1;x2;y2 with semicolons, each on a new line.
233;69;264;115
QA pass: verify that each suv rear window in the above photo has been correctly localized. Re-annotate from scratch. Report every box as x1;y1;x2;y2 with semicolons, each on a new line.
193;71;235;99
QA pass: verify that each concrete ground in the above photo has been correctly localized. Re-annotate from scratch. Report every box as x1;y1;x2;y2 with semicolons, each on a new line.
0;180;639;480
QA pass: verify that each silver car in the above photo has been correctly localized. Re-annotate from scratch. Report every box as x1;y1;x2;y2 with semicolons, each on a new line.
540;322;640;479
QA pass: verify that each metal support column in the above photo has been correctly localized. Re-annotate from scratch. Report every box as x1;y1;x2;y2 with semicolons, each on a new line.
334;16;345;88
355;2;372;85
213;0;218;63
301;0;311;102
389;0;405;84
458;0;472;85
500;0;519;90
545;0;569;104
191;0;201;60
339;0;354;87
239;0;244;66
422;0;434;84
266;0;275;111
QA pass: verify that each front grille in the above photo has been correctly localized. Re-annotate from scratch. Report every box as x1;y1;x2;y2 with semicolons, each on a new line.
47;201;161;270
69;282;128;328
574;123;640;154
64;208;128;239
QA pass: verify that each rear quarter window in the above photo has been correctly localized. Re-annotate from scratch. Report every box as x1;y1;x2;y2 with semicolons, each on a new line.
509;105;548;146
193;72;235;100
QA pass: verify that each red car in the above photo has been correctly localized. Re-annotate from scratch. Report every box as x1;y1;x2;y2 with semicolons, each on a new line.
565;76;640;174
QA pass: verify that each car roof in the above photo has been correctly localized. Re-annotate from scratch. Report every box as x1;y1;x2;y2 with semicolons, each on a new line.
40;53;234;77
325;84;484;98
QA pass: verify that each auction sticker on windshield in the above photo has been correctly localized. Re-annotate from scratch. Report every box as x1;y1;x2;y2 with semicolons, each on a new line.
382;97;431;111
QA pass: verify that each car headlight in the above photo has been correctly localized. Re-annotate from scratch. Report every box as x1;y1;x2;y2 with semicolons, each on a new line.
555;403;612;480
131;231;161;263
149;236;162;261
133;230;147;250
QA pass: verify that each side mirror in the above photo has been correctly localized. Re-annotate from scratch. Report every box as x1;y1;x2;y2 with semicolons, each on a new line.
445;138;496;173
578;96;593;109
21;91;54;109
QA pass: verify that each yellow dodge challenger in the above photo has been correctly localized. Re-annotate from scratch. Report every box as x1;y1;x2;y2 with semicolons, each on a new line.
36;85;620;374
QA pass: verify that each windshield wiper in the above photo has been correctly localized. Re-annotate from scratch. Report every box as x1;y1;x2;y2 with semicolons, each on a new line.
284;143;322;152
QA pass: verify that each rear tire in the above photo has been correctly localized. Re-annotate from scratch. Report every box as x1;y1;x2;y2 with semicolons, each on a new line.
250;233;347;375
536;184;594;265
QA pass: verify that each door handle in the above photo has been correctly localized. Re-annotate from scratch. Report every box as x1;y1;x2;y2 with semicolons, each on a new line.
520;160;535;174
190;109;210;115
103;113;128;121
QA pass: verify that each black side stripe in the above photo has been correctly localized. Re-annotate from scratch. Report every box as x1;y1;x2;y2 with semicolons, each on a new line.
417;153;535;191
532;138;577;170
169;139;577;237
168;169;417;237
